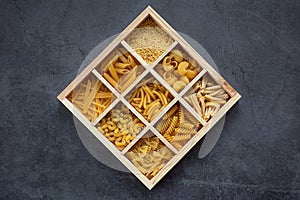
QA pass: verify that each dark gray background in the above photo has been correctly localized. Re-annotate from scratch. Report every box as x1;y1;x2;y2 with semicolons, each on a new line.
1;0;299;199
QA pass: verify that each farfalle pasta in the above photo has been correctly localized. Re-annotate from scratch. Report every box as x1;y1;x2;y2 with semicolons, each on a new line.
126;135;174;179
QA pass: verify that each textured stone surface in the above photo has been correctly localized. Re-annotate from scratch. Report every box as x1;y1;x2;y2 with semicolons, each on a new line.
1;0;299;199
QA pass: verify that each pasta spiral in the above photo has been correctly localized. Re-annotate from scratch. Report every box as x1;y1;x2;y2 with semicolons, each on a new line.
156;103;202;150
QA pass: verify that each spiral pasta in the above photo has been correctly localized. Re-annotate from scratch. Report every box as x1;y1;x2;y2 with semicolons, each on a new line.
185;111;199;125
156;103;202;150
159;118;172;134
163;104;178;120
164;116;178;136
173;134;191;141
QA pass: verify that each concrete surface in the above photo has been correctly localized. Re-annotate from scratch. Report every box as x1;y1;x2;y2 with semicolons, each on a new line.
0;0;299;199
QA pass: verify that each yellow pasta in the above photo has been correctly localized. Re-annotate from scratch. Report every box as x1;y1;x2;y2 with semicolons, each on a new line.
178;108;184;124
143;85;156;99
129;80;172;122
100;48;142;93
185;74;229;121
114;62;130;69
97;106;145;150
180;122;194;129
178;61;189;76
108;63;119;81
170;141;182;150
186;69;198;79
127;55;136;67
119;68;137;92
160;118;172;133
156;103;202;150
107;121;116;130
173;134;191;141
162;56;172;67
126;135;174;179
115;68;130;74
157;49;200;92
67;75;113;122
152;90;167;106
164;116;178;136
163;105;178;120
103;72;119;88
169;49;183;63
138;88;144;108
163;133;173;142
118;54;128;63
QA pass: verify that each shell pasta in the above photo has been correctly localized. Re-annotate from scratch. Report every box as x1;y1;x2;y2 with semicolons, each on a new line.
97;105;145;150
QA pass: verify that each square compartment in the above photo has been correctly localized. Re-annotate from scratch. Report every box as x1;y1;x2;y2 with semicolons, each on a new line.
67;73;115;122
154;45;202;93
125;16;174;64
125;75;174;122
95;46;145;93
126;131;174;180
95;102;145;151
155;102;202;150
183;73;230;122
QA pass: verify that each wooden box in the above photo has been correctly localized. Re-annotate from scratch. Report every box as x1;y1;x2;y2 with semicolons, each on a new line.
57;6;241;190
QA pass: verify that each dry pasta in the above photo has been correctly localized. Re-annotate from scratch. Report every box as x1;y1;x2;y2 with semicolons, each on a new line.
126;135;174;179
128;78;173;122
185;74;229;121
126;17;174;64
97;105;145;150
67;75;113;122
157;49;200;92
156;103;202;150
101;49;143;93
